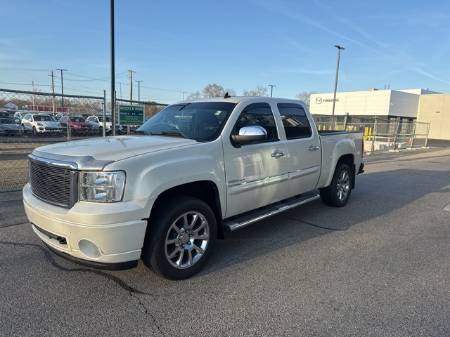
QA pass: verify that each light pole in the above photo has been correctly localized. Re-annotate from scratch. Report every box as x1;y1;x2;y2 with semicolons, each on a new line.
268;84;275;97
110;0;116;136
331;44;344;129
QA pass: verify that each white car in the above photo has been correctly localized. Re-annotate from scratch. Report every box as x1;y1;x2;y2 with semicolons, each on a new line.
21;113;63;136
86;115;113;133
24;97;364;279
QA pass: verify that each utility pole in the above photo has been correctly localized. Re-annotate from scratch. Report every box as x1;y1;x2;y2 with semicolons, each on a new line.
110;0;116;136
136;80;143;101
119;82;123;99
182;91;187;100
331;45;345;129
102;90;107;137
49;71;56;113
128;69;136;102
57;68;68;138
31;81;36;111
268;84;276;97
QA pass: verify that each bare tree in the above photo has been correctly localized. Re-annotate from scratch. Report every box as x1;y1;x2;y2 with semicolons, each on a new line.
242;86;268;97
187;84;236;100
296;91;315;107
186;91;202;100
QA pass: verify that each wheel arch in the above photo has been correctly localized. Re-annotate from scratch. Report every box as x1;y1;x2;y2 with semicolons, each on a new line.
334;153;355;189
148;180;224;239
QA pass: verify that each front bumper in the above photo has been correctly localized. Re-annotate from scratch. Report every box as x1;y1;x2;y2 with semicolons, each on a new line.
23;183;147;266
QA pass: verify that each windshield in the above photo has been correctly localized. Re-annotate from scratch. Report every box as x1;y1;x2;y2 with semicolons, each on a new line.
70;116;85;122
0;118;15;124
137;102;236;141
33;115;53;121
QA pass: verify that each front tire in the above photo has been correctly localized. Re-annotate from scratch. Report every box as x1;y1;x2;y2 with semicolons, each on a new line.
142;196;217;280
320;162;353;207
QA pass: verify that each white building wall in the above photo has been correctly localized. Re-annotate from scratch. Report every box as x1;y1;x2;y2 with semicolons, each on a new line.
388;91;419;118
310;89;420;118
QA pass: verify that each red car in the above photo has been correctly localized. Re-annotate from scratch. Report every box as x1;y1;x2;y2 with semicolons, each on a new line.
59;115;93;135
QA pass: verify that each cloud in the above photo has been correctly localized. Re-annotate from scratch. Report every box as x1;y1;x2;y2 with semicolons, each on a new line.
250;0;383;55
409;66;450;86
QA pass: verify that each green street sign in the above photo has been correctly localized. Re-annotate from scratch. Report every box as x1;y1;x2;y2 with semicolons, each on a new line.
118;105;145;125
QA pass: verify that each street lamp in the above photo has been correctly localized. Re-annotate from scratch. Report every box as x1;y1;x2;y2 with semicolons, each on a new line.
331;44;344;129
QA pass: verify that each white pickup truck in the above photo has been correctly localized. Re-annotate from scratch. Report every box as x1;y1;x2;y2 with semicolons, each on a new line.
24;97;364;279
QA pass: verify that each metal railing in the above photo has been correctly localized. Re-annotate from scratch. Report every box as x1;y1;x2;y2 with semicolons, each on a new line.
313;116;430;153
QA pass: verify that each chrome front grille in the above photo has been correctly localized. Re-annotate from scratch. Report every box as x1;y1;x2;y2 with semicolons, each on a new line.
29;158;78;208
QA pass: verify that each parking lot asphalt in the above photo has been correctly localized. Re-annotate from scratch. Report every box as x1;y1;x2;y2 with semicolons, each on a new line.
1;148;449;337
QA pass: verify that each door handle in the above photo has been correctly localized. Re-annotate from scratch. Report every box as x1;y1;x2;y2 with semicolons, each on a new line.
308;145;320;151
271;150;285;158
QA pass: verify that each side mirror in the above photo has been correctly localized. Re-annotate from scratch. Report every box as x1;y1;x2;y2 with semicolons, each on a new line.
231;125;267;145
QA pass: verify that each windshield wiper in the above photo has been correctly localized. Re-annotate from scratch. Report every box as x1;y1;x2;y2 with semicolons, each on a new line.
149;130;186;138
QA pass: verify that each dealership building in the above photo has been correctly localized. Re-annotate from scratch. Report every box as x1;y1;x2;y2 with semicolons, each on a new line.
309;88;450;141
310;88;436;122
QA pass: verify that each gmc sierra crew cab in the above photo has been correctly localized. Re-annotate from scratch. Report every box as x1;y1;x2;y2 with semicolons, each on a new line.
23;96;364;279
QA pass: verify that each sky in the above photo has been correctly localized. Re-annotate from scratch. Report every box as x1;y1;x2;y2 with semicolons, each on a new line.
1;0;450;104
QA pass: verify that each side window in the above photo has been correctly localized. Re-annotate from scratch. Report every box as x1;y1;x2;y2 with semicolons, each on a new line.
277;103;312;139
232;103;278;143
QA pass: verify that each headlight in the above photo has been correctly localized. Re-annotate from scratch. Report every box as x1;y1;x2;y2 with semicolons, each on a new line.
79;171;126;202
37;122;44;126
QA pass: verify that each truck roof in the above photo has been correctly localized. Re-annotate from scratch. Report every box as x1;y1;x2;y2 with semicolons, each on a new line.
178;96;306;106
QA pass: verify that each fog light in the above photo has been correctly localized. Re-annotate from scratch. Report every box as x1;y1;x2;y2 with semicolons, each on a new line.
78;239;101;258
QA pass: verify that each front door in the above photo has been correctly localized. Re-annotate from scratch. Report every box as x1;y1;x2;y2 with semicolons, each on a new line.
223;102;290;217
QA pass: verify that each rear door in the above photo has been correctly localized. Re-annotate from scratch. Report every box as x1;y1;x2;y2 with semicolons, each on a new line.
276;103;321;195
223;102;290;217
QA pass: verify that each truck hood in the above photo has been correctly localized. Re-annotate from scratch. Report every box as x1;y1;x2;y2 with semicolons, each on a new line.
32;135;198;170
39;121;61;128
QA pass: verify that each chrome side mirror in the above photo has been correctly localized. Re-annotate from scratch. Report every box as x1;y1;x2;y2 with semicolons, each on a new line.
231;125;268;145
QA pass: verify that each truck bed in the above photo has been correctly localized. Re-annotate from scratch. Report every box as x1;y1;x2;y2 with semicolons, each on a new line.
318;130;362;136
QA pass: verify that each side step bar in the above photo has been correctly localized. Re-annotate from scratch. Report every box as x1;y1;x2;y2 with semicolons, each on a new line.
224;193;320;232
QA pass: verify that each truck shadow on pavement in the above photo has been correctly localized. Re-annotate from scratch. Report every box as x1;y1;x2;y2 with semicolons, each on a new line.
202;168;450;277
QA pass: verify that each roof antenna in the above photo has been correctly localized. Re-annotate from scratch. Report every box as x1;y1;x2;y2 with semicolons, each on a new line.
224;92;231;98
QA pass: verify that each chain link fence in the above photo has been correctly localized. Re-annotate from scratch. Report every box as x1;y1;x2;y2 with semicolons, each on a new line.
313;115;430;153
0;88;167;192
1;90;433;192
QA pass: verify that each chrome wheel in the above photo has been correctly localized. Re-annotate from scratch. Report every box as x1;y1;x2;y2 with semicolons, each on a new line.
164;211;210;269
336;170;350;201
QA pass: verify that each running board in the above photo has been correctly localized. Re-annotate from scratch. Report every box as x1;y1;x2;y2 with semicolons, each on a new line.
224;193;320;232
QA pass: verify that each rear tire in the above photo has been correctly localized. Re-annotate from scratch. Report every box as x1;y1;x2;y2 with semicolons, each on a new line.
142;196;217;280
320;162;353;207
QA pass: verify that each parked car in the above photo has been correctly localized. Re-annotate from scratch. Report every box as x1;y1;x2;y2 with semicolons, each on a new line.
21;113;63;136
86;115;113;134
14;111;28;122
0;117;23;136
24;97;364;279
59;115;93;135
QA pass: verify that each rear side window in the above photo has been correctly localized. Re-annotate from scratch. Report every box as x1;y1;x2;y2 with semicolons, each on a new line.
277;103;312;139
233;103;278;142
